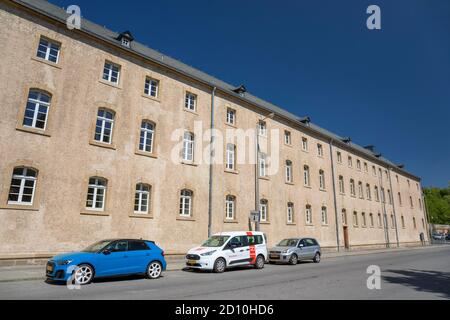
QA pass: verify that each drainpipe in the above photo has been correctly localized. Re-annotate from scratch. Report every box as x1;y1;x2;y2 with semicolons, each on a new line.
207;87;216;238
254;122;260;232
378;170;390;248
329;139;340;252
388;168;400;247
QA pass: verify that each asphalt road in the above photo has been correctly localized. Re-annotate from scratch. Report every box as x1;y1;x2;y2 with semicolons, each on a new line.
0;246;449;300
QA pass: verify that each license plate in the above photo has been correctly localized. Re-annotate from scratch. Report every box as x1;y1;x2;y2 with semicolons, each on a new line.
46;265;53;273
187;260;197;265
270;255;279;259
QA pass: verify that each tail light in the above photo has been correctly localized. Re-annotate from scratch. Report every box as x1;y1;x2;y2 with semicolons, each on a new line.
162;251;165;256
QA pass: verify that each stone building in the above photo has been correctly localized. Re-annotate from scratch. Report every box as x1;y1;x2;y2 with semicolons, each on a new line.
0;0;429;260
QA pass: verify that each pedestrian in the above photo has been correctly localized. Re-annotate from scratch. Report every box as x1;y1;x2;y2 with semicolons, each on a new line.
419;232;425;246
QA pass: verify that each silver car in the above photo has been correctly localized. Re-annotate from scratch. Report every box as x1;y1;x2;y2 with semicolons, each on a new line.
268;238;321;265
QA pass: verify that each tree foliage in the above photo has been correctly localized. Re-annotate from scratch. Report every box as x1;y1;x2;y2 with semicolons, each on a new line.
423;184;450;224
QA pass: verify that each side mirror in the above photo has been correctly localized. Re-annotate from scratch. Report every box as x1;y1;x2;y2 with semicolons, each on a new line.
102;249;111;255
299;244;304;248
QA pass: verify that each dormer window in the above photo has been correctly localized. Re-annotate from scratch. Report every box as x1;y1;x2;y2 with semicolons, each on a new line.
121;38;130;48
116;30;134;48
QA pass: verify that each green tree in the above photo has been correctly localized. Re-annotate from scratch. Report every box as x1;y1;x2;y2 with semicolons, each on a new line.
424;184;450;224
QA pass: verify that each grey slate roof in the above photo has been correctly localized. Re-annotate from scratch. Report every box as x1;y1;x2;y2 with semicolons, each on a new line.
10;0;420;181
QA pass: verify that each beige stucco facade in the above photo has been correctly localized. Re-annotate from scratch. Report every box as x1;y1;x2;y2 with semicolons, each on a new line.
0;0;429;260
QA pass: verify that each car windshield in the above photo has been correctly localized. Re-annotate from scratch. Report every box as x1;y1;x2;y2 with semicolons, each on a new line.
277;239;298;247
82;240;113;253
202;236;230;247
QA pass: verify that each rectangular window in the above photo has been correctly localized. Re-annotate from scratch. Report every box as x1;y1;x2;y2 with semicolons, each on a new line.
321;207;328;225
284;131;291;145
260;200;268;222
258;121;267;136
306;206;312;224
182;132;194;162
317;144;324;157
302;137;308;151
353;212;358;227
179;190;193;217
102;61;120;84
362;213;367;227
226;108;236;125
144;77;159;98
225;196;235;220
23;90;51;130
303;166;310;186
259;153;267;177
185;92;197;111
348;156;353;168
356;160;361;170
364;162;368;172
36;37;60;63
287;203;294;223
86;177;107;211
285;161;293;183
226;144;236;170
337;152;342;163
139;121;154;153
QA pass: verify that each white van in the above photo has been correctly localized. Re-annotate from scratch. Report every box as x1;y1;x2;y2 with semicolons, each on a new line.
185;231;268;273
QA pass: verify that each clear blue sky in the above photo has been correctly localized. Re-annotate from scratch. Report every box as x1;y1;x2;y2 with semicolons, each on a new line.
50;0;450;188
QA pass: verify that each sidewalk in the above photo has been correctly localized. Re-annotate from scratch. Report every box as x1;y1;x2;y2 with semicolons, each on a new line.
0;245;442;283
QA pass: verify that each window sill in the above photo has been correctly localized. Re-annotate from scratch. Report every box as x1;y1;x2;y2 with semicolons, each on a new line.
89;140;117;150
181;161;198;167
225;169;239;175
259;176;270;181
129;214;154;219
320;188;327;192
286;222;296;226
135;150;158;159
0;204;39;211
305;223;314;227
302;149;309;153
31;57;61;69
260;221;270;225
224;219;239;224
285;182;295;186
176;216;196;222
16;126;51;137
284;143;293;148
81;211;110;217
304;185;312;189
322;224;329;227
183;108;199;116
99;79;122;90
225;122;237;128
141;94;161;103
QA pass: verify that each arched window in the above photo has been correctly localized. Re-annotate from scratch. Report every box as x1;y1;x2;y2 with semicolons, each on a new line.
95;109;115;144
179;189;193;216
182;132;194;162
342;209;347;226
401;216;405;228
374;186;379;201
8;167;38;205
260;199;268;222
398;192;402;206
226;144;236;170
259;153;267;177
413;217;417;229
390;215;395;228
287;202;294;223
86;177;107;211
23;90;51;130
339;176;345;194
303;165;310;186
225;195;236;220
319;170;325;190
285;160;293;183
358;181;363;199
321;206;328;225
139;121;155;153
369;213;374;227
366;184;371;200
305;205;312;224
134;183;151;214
353;211;358;227
350;179;356;196
377;213;382;228
361;212;367;227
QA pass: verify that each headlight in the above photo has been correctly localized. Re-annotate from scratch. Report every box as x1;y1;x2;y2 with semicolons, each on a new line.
201;250;216;256
57;259;73;266
282;250;289;254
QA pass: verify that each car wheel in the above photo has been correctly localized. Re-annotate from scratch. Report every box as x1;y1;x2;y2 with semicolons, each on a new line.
147;261;163;279
255;255;265;269
213;258;226;273
289;254;298;265
313;253;321;263
74;264;94;285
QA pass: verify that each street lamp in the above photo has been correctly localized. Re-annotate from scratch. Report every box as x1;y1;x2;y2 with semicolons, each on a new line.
254;112;275;231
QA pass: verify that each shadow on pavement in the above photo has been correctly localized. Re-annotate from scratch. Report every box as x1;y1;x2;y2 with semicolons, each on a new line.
383;269;450;299
45;274;164;286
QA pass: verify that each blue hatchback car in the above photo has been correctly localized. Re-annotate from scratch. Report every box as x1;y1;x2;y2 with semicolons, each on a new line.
46;239;167;285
